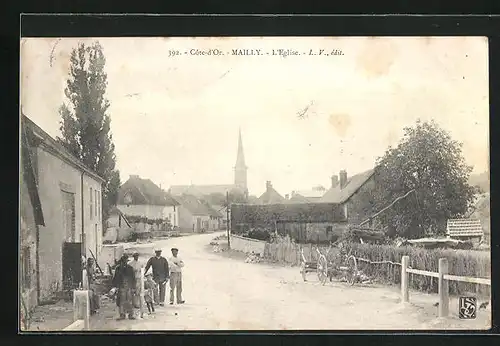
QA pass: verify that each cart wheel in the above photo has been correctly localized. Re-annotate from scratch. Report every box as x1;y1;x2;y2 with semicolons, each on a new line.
346;255;358;286
317;255;328;285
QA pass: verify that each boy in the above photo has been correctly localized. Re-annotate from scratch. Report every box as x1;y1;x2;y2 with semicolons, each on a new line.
144;273;157;314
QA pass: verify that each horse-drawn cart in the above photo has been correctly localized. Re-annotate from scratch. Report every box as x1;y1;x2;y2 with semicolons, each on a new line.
299;190;417;287
300;244;359;285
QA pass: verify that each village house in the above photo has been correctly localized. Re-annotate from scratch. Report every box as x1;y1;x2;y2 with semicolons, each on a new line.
117;175;180;227
106;205;131;229
446;219;484;244
468;192;490;245
174;194;223;233
257;181;285;205
319;169;377;226
230;202;347;243
286;185;327;204
21;114;105;304
20;123;45;312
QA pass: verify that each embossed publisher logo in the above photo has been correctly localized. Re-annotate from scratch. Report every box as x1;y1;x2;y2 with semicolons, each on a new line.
459;297;477;319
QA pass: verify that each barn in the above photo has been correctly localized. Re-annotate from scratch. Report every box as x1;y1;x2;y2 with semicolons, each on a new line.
230;203;347;243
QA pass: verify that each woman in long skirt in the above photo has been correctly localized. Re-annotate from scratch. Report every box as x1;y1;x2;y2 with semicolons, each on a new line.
112;255;136;320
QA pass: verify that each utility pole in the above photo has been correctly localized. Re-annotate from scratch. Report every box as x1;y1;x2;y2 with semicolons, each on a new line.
226;191;231;249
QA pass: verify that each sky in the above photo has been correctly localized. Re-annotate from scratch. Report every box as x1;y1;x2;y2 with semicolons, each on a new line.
20;37;489;197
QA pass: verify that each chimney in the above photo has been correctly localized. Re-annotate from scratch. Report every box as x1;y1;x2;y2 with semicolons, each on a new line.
291;190;296;197
331;175;339;189
285;194;289;200
339;170;347;189
130;174;139;179
266;181;272;191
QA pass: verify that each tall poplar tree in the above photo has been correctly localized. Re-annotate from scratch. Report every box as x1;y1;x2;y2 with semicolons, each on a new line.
57;41;120;232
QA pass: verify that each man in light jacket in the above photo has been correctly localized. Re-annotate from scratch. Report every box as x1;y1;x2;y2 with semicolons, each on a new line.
144;249;169;306
169;247;185;305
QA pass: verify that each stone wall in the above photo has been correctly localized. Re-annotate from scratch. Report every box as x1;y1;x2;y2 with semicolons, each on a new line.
230;234;267;255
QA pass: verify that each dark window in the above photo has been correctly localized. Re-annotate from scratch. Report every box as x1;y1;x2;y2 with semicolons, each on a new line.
21;246;31;289
326;226;333;234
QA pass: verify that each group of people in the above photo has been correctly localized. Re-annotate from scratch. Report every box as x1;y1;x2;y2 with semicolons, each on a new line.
111;247;185;320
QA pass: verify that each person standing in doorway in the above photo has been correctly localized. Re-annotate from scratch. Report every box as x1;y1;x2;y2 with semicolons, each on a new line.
169;247;185;305
144;249;169;306
112;254;136;320
129;252;143;318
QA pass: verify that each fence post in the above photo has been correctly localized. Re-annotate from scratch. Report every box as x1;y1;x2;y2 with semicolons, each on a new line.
438;258;449;318
401;255;409;303
82;268;89;290
73;290;90;330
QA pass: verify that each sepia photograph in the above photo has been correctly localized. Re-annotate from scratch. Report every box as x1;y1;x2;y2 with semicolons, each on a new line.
19;36;490;331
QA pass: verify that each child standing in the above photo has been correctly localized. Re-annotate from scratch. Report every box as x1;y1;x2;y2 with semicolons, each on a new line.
144;273;157;314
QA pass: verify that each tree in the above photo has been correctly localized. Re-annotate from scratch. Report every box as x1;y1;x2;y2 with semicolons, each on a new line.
372;119;478;239
57;42;120;233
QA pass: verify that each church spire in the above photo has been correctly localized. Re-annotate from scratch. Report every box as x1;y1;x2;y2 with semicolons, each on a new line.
235;128;246;168
234;128;248;193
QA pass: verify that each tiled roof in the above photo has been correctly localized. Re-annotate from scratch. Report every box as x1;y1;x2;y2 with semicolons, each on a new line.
21;114;105;183
293;187;327;199
319;169;375;204
231;203;347;224
285;194;311;204
257;187;285;205
169;184;243;198
247;195;260;204
286;193;323;204
118;176;180;206
20;120;45;226
174;194;223;217
446;219;484;237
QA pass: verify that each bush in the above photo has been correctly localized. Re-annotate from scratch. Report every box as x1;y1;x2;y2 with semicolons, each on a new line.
340;242;490;297
124;215;171;226
245;229;271;241
125;231;139;242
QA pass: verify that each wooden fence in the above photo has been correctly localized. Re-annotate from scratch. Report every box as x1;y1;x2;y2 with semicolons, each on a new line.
401;255;491;317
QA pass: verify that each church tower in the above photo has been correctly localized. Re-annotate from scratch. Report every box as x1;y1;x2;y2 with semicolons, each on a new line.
234;128;248;196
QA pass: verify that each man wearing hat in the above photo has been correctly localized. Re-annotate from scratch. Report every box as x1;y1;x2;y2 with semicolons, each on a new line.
168;247;185;305
144;248;169;306
112;254;136;320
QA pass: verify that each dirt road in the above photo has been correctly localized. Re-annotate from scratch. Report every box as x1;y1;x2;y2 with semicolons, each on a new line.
92;232;491;331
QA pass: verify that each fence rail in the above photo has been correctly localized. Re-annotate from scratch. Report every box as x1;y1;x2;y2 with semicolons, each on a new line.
400;255;491;318
442;274;491;286
406;268;439;278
